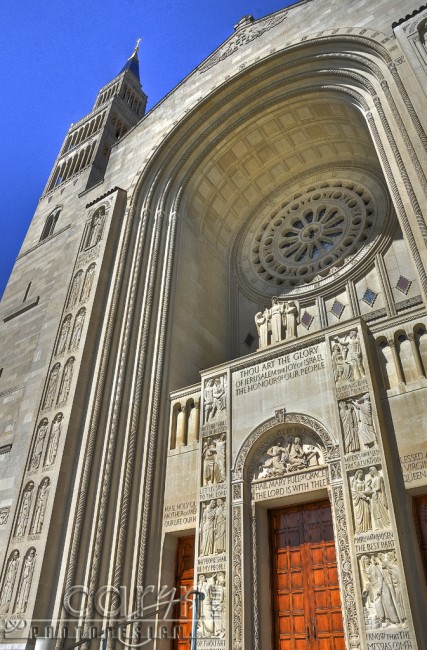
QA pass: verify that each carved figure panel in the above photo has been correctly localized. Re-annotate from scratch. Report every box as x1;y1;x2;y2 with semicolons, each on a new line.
253;430;324;481
15;482;35;538
255;297;300;348
30;478;50;535
67;270;83;309
0;507;10;525
339;394;377;453
45;413;63;466
202;435;226;486
0;550;20;614
204;375;227;424
331;330;366;385
30;419;48;469
360;552;406;629
56;315;72;355
84;207;104;249
197;572;226;638
199;498;226;558
81;263;96;302
350;467;390;534
69;308;86;350
14;548;36;615
57;358;74;405
43;363;61;410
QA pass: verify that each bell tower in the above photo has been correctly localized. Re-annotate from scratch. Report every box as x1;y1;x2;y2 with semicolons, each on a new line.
43;41;147;195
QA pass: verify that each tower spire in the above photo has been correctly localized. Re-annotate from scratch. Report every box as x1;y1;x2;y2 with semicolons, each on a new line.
120;39;142;79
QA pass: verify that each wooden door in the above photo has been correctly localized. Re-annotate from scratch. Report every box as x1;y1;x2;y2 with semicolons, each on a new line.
270;500;345;650
173;535;195;650
414;496;427;584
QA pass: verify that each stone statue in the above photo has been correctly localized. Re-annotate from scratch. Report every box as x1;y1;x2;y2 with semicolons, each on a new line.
200;501;216;557
31;478;50;535
351;394;377;448
57;358;74;405
204;380;214;423
360;555;401;628
14;549;36;615
284;300;299;339
215;434;226;479
204;377;226;423
69;309;85;350
214;499;226;554
81;264;96;302
56;315;72;355
270;297;284;344
255;309;269;348
203;438;223;486
30;419;48;469
15;483;34;538
331;341;351;384
350;470;372;534
43;364;60;409
339;401;360;453
346;330;366;380
68;271;83;308
0;550;20;613
87;211;103;248
367;467;390;530
45;413;63;466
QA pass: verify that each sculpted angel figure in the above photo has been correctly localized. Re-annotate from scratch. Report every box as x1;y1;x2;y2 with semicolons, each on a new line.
259;438;289;476
255;309;269;348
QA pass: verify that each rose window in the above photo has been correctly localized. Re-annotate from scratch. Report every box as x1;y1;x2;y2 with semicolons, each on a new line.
238;173;390;298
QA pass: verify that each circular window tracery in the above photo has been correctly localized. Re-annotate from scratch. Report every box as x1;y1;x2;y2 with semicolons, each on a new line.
238;171;390;299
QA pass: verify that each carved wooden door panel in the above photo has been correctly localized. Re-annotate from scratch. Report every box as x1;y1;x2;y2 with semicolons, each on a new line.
173;535;195;650
414;496;427;584
270;501;345;650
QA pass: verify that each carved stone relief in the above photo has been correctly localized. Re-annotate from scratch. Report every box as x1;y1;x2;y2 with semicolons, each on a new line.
67;271;83;309
255;297;300;349
0;550;20;614
45;413;63;466
359;552;406;629
30;478;50;535
43;363;61;410
202;435;226;486
255;433;323;480
14;548;36;615
57;357;74;405
84;207;104;250
0;507;10;525
197;572;226;638
339;394;377;453
199;498;226;557
30;419;48;469
350;467;390;534
56;315;72;355
331;330;366;384
80;264;96;303
69;308;86;350
14;482;35;538
203;376;227;424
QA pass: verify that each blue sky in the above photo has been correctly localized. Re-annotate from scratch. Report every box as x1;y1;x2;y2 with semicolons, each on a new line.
0;0;297;298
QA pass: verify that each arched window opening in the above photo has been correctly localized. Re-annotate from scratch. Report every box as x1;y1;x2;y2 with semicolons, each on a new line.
40;210;60;241
415;325;427;377
397;333;417;384
377;339;395;390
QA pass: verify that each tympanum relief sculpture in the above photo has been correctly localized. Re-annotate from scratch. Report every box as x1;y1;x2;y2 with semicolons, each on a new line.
331;330;366;384
255;297;300;349
204;376;227;424
360;552;406;630
202;435;226;486
256;435;323;480
199;498;226;557
197;572;226;638
339;394;377;453
0;550;19;614
350;467;390;534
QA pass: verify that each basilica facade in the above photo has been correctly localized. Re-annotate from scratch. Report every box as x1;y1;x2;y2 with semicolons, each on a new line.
1;1;427;649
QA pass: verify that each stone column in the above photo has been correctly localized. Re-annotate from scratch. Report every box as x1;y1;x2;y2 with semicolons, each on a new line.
408;333;425;379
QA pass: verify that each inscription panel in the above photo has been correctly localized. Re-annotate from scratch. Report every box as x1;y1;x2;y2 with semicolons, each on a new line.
163;500;197;530
252;467;328;502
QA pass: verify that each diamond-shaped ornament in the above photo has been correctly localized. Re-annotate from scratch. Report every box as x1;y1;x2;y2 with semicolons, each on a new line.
331;300;345;319
396;275;411;295
301;311;314;330
362;288;378;307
